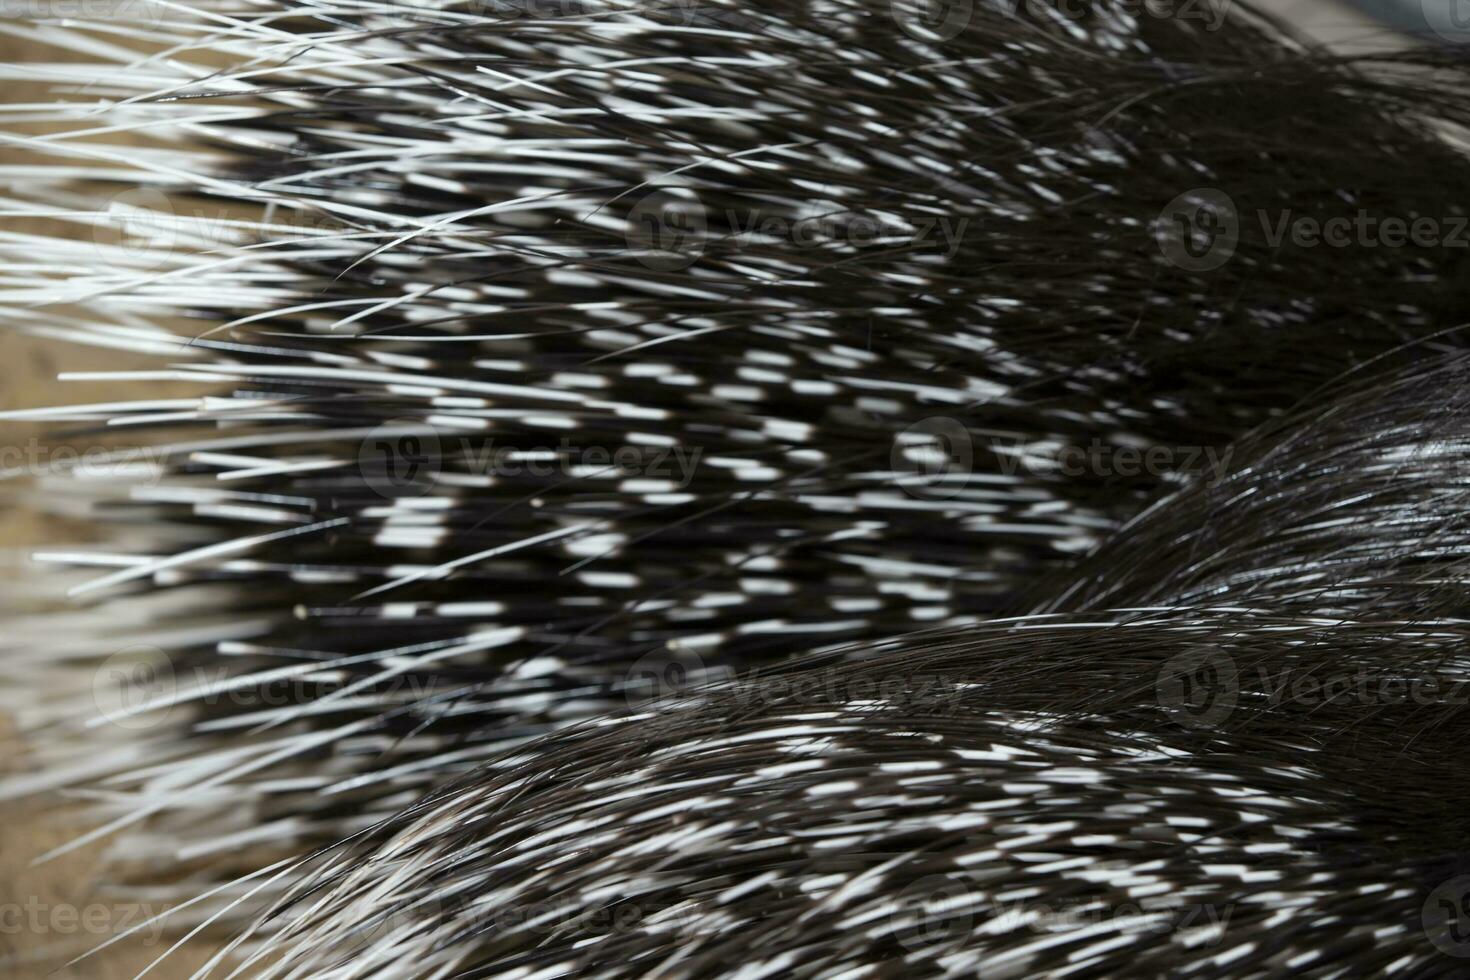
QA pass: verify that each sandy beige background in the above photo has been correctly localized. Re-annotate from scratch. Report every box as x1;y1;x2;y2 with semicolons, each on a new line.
0;22;225;980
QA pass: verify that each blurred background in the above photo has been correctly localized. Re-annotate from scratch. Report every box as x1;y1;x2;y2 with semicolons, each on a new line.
0;0;1434;976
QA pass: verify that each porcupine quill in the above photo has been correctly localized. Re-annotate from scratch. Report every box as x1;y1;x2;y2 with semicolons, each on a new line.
228;352;1470;978
4;0;1470;974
